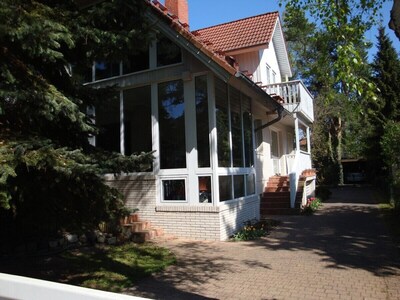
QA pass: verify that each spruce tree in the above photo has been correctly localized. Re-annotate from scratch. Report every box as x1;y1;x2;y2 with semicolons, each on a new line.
0;0;154;244
365;27;400;188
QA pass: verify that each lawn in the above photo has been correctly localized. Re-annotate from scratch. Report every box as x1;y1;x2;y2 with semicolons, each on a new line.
0;242;176;293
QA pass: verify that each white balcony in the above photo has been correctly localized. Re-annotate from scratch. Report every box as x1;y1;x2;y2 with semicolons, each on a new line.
261;80;314;122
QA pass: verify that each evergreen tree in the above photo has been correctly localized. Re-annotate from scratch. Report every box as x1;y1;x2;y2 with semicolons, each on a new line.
0;0;154;244
364;27;400;188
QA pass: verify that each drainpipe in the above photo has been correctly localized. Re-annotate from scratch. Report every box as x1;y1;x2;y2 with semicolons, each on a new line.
254;105;284;132
232;72;285;132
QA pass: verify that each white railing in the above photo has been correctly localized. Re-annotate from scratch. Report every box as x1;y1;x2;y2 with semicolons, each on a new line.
261;80;314;122
0;273;147;300
287;151;312;208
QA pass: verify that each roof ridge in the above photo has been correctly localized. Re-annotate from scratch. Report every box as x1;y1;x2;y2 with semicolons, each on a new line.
192;11;279;33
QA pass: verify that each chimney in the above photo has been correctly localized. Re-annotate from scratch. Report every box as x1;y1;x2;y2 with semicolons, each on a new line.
165;0;189;26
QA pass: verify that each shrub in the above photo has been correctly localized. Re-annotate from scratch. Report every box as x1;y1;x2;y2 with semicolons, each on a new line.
232;219;280;241
302;197;322;215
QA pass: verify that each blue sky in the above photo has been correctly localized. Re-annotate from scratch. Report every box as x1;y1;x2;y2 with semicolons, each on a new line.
167;0;400;61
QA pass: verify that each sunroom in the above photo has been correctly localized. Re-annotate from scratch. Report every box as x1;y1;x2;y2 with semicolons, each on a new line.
84;29;281;239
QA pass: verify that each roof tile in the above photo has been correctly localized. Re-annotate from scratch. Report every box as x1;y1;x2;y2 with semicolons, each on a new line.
193;12;279;52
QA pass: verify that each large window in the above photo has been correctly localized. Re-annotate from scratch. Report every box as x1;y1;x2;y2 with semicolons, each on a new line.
158;80;186;169
242;96;254;167
96;99;120;153
95;61;120;81
195;76;210;168
215;79;231;167
230;87;243;167
123;86;152;156
123;48;150;75
157;36;182;67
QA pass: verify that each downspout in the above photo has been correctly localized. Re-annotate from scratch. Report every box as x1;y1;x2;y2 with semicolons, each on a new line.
234;71;284;132
254;105;284;132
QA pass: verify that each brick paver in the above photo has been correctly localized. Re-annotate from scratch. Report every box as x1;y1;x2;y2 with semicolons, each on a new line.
126;186;400;299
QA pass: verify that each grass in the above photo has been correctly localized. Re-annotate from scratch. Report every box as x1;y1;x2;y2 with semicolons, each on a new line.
1;242;176;293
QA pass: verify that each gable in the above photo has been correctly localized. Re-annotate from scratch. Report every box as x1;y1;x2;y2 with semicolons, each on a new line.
193;12;279;53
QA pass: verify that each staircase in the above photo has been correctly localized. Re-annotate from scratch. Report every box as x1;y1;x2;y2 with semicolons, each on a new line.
120;214;163;243
260;175;305;216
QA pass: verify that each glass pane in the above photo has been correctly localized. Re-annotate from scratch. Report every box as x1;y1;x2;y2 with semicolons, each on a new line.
198;176;212;203
96;100;120;153
123;49;149;74
299;126;308;152
157;36;182;67
195;76;210;168
242;95;254;167
234;175;245;199
230;87;243;167
215;78;231;167
123;86;152;159
219;176;232;202
163;180;186;201
158;80;186;169
246;173;255;195
95;61;120;80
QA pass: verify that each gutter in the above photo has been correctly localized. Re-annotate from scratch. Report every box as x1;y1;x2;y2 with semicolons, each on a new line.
234;72;285;132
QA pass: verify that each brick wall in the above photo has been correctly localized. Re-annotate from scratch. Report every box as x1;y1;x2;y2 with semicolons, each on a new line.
106;175;260;241
219;196;260;240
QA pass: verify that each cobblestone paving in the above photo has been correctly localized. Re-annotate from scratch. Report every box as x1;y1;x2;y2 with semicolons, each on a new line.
126;186;400;300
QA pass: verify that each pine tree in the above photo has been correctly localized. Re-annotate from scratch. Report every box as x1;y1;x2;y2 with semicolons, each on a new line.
0;0;154;243
365;27;400;188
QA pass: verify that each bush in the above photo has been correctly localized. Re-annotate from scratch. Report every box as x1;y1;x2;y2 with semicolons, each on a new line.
302;197;322;215
231;219;280;241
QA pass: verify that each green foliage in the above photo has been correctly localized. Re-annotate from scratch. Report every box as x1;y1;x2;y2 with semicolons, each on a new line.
0;0;154;241
282;0;384;99
284;1;376;185
302;197;322;214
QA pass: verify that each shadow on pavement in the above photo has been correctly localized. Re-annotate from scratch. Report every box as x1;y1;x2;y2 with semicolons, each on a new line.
250;186;400;277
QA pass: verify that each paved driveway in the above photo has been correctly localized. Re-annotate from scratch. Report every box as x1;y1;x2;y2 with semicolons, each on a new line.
127;186;400;300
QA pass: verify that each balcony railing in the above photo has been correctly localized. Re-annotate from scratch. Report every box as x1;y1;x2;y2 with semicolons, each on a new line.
261;80;314;122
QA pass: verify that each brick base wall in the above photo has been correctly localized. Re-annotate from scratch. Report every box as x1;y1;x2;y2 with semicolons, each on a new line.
106;175;261;241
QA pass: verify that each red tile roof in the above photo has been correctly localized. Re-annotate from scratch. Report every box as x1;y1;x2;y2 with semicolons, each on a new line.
147;0;237;74
193;12;279;53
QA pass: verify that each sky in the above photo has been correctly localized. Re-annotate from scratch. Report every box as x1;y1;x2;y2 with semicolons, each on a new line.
165;0;400;61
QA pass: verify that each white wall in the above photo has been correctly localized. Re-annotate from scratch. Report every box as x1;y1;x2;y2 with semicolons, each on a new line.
257;40;282;86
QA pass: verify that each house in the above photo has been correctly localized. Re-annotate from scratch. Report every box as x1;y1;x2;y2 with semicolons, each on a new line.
86;0;315;241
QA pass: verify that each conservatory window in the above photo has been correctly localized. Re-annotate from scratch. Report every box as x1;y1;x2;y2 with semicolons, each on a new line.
95;61;120;81
195;76;210;168
198;176;212;203
95;99;120;153
215;79;231;167
219;176;233;202
230;87;244;167
162;179;186;201
122;48;150;74
157;36;182;67
158;80;186;169
123;86;152;156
